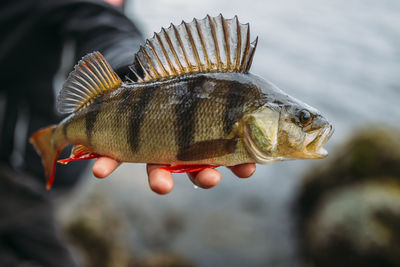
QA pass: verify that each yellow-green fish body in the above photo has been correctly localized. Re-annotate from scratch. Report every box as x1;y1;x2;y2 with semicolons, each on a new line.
30;15;333;189
54;72;269;165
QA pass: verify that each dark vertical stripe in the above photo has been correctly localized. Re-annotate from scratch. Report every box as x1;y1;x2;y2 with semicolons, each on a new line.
115;89;133;138
128;86;157;152
175;79;202;152
62;121;69;139
85;94;105;144
223;81;247;135
117;89;133;117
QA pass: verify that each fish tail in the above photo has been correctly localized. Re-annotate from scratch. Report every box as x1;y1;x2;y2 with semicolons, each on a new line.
29;125;62;190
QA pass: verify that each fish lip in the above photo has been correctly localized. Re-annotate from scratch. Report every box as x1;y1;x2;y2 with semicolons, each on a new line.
308;147;328;158
304;124;333;158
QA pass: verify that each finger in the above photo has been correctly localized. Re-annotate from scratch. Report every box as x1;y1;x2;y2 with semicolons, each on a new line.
187;171;199;186
228;163;256;178
92;157;121;178
147;164;174;195
187;168;222;189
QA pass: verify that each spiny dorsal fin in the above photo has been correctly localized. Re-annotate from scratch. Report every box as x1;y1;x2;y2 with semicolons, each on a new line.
57;52;122;114
131;14;258;83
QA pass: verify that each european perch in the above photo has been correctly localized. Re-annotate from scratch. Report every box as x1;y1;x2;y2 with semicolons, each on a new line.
30;14;333;189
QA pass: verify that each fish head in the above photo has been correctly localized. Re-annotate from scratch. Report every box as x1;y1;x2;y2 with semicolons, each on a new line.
276;103;333;159
242;100;333;163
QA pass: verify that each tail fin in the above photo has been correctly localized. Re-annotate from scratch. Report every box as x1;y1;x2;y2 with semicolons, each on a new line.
29;125;60;190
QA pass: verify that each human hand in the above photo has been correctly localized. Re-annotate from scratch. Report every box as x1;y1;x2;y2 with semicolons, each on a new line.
92;157;256;194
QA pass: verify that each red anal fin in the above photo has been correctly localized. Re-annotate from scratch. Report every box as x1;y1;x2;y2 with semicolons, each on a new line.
57;153;99;164
161;164;219;173
57;145;100;164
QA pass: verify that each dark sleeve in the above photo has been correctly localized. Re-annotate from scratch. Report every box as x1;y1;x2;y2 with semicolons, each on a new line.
41;0;143;76
22;0;143;190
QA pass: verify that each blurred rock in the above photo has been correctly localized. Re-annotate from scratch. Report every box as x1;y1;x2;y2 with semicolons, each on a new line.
295;127;400;267
305;179;400;267
65;195;132;267
63;190;192;267
140;253;194;267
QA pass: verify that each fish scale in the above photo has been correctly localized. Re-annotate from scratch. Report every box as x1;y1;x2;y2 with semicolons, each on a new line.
57;73;261;165
30;15;333;189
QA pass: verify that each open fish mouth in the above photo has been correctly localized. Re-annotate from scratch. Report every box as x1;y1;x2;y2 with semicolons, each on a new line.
303;124;334;158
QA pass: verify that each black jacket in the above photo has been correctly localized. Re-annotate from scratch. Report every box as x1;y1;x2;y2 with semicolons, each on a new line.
0;0;142;189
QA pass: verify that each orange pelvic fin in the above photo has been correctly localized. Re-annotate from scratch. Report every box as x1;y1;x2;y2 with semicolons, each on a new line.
161;164;218;173
29;125;60;190
58;145;99;164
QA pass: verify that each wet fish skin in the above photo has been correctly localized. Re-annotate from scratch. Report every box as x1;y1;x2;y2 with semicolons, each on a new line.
55;72;267;166
29;15;333;189
54;70;332;166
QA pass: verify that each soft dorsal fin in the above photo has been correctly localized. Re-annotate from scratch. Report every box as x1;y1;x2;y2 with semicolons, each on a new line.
130;14;258;83
57;52;122;114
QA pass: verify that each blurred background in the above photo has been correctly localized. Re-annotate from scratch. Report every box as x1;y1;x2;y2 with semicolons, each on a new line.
2;0;400;266
57;0;400;266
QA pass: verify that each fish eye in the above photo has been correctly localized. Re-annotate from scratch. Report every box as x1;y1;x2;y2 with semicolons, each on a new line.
298;109;312;125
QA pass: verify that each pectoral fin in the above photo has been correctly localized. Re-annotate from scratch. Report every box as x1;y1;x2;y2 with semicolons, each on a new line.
177;138;237;161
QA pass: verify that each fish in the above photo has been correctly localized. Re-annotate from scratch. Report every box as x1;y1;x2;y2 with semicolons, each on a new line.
30;14;333;189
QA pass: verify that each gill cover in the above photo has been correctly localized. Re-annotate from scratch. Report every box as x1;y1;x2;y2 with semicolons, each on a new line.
242;106;280;163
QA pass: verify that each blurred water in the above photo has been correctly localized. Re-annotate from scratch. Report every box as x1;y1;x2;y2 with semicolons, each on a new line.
60;1;400;266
